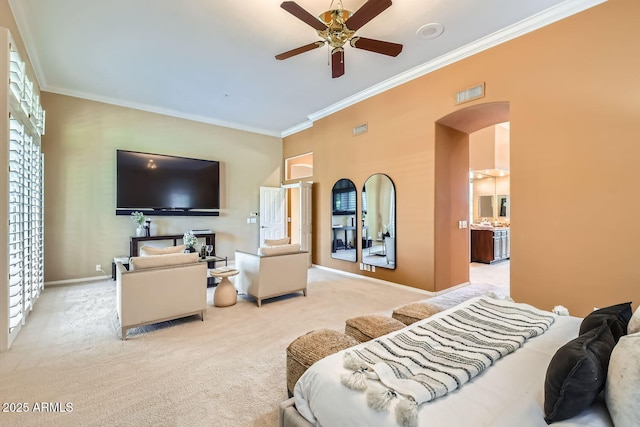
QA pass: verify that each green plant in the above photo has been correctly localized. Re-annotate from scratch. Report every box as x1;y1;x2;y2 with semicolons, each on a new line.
130;211;145;226
183;231;198;248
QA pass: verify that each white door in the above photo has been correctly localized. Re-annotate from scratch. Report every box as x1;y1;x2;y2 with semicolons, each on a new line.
284;181;313;266
259;187;286;245
299;181;313;260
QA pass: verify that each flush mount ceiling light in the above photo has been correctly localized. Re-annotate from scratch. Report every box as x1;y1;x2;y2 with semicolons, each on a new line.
416;23;444;40
275;0;403;78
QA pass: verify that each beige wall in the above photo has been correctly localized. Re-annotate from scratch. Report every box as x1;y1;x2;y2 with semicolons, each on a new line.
283;0;640;316
41;94;282;281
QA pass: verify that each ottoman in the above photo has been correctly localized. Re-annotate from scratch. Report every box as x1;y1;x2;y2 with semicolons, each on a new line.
286;329;359;397
392;301;445;325
344;314;406;342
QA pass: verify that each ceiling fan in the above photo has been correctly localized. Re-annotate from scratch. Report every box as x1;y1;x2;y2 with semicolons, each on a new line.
275;0;403;78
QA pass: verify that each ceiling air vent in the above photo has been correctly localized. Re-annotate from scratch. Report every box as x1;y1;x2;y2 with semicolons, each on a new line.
353;123;368;136
455;83;485;105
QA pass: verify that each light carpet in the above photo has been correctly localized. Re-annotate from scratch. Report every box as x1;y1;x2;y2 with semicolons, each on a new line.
0;264;508;427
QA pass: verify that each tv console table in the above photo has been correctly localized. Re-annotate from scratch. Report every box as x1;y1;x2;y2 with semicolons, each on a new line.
129;233;215;257
112;233;224;283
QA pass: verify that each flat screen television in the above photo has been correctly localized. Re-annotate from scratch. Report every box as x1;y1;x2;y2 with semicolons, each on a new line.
116;150;220;215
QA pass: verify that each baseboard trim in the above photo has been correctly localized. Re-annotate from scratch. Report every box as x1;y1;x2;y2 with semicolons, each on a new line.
434;281;472;296
45;275;111;287
311;264;434;296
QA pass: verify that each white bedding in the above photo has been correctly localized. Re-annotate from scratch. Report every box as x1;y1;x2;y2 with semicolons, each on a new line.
294;297;613;427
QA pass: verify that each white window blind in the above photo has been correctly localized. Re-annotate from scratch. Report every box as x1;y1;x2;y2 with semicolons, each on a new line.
8;47;24;100
8;115;44;335
8;116;25;332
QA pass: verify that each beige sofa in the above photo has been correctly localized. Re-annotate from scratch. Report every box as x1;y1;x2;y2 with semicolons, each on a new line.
116;252;207;339
235;244;309;307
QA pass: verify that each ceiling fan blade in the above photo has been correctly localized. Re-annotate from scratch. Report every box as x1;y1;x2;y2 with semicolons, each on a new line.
280;1;327;31
275;41;325;60
350;37;402;57
331;48;345;78
345;0;392;31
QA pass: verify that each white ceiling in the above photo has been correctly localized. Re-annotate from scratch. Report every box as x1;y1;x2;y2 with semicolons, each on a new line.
9;0;604;137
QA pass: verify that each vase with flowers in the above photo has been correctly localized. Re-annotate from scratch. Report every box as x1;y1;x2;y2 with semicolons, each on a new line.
130;211;146;237
183;231;198;253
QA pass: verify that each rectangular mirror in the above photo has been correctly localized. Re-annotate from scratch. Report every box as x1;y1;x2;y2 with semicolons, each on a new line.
478;195;494;218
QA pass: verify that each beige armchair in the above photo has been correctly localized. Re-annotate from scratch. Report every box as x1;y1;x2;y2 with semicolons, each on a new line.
235;245;309;307
116;252;207;339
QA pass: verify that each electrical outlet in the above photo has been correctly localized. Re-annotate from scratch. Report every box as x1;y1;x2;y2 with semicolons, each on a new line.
372;266;376;272
96;264;101;271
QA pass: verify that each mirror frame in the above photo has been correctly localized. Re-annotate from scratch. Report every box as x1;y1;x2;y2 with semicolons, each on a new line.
330;178;357;262
361;173;396;270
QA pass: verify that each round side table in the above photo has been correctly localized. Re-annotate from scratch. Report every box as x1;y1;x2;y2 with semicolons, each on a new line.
209;268;239;307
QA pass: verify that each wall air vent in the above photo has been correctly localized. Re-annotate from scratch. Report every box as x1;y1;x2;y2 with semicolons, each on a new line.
455;83;485;105
353;123;368;136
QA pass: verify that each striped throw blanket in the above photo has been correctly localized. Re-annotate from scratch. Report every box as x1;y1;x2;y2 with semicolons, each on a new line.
341;297;556;427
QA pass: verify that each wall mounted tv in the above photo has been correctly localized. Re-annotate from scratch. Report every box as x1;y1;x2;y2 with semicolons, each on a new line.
116;150;220;216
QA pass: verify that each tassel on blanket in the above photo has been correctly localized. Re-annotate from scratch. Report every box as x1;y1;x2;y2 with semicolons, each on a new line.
366;386;396;412
485;291;514;302
340;369;369;391
343;351;369;371
552;305;569;316
395;397;419;427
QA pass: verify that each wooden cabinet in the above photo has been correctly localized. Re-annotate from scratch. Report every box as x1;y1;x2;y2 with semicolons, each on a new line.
471;228;510;264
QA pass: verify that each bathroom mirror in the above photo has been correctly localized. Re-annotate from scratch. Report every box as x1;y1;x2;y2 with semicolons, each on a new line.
478;195;494;219
331;179;357;262
498;195;510;218
361;174;396;270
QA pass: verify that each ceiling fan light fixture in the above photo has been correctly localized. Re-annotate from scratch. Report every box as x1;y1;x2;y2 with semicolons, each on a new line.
317;9;355;48
276;0;402;78
416;23;444;40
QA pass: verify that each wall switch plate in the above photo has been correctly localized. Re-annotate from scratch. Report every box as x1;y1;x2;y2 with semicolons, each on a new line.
372;266;376;272
95;264;101;271
359;263;364;270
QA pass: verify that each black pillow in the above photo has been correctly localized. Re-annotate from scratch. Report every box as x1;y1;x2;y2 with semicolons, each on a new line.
543;322;616;424
578;302;632;342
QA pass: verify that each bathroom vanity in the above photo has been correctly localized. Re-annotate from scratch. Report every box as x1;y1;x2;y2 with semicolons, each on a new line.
470;227;510;264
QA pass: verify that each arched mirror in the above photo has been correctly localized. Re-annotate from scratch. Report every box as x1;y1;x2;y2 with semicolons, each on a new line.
331;179;357;262
361;174;395;269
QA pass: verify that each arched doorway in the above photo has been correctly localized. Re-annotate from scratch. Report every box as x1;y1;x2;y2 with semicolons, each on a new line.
433;102;510;292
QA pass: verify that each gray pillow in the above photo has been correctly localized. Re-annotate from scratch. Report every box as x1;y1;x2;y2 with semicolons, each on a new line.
605;333;640;427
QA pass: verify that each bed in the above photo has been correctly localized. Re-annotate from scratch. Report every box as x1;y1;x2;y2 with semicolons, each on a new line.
287;297;613;427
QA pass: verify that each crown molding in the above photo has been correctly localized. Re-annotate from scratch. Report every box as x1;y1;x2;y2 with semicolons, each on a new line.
44;85;283;138
281;120;314;137
296;0;607;135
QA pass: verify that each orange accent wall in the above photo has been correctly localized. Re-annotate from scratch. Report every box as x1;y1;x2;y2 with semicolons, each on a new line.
434;124;470;292
283;0;640;316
